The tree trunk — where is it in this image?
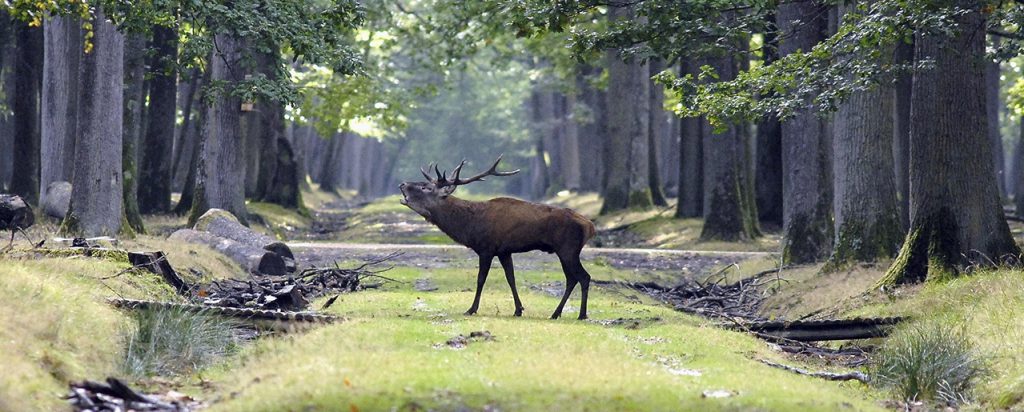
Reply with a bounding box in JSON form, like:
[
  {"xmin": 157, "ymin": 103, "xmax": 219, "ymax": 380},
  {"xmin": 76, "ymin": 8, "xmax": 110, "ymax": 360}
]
[
  {"xmin": 985, "ymin": 46, "xmax": 1005, "ymax": 198},
  {"xmin": 578, "ymin": 67, "xmax": 605, "ymax": 192},
  {"xmin": 825, "ymin": 2, "xmax": 902, "ymax": 270},
  {"xmin": 122, "ymin": 32, "xmax": 146, "ymax": 233},
  {"xmin": 601, "ymin": 5, "xmax": 653, "ymax": 213},
  {"xmin": 676, "ymin": 60, "xmax": 703, "ymax": 218},
  {"xmin": 561, "ymin": 90, "xmax": 582, "ymax": 191},
  {"xmin": 880, "ymin": 4, "xmax": 1019, "ymax": 286},
  {"xmin": 893, "ymin": 40, "xmax": 912, "ymax": 230},
  {"xmin": 777, "ymin": 3, "xmax": 833, "ymax": 264},
  {"xmin": 538, "ymin": 88, "xmax": 560, "ymax": 193},
  {"xmin": 173, "ymin": 68, "xmax": 209, "ymax": 215},
  {"xmin": 318, "ymin": 132, "xmax": 344, "ymax": 192},
  {"xmin": 1014, "ymin": 122, "xmax": 1024, "ymax": 216},
  {"xmin": 171, "ymin": 69, "xmax": 200, "ymax": 192},
  {"xmin": 188, "ymin": 33, "xmax": 247, "ymax": 227},
  {"xmin": 139, "ymin": 24, "xmax": 177, "ymax": 214},
  {"xmin": 40, "ymin": 16, "xmax": 80, "ymax": 205},
  {"xmin": 11, "ymin": 22, "xmax": 42, "ymax": 204},
  {"xmin": 699, "ymin": 50, "xmax": 759, "ymax": 241},
  {"xmin": 0, "ymin": 10, "xmax": 13, "ymax": 191},
  {"xmin": 647, "ymin": 59, "xmax": 669, "ymax": 207},
  {"xmin": 61, "ymin": 8, "xmax": 124, "ymax": 236},
  {"xmin": 755, "ymin": 14, "xmax": 783, "ymax": 227},
  {"xmin": 253, "ymin": 45, "xmax": 286, "ymax": 204}
]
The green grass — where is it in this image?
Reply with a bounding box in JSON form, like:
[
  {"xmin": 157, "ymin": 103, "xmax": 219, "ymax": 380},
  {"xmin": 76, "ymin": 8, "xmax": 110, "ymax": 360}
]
[
  {"xmin": 123, "ymin": 308, "xmax": 240, "ymax": 377},
  {"xmin": 200, "ymin": 265, "xmax": 883, "ymax": 411}
]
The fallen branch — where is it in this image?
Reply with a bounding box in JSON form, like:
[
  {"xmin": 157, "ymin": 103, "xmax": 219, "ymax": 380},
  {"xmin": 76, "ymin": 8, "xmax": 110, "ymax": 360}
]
[{"xmin": 758, "ymin": 359, "xmax": 870, "ymax": 384}]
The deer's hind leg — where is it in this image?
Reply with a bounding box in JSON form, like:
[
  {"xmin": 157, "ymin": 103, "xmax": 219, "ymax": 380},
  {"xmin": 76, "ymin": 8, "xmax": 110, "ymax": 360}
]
[
  {"xmin": 570, "ymin": 254, "xmax": 592, "ymax": 320},
  {"xmin": 498, "ymin": 254, "xmax": 524, "ymax": 316},
  {"xmin": 551, "ymin": 256, "xmax": 579, "ymax": 319}
]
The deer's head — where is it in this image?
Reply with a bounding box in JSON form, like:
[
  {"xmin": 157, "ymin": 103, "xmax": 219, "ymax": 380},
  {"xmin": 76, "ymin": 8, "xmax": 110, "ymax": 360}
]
[{"xmin": 399, "ymin": 155, "xmax": 520, "ymax": 218}]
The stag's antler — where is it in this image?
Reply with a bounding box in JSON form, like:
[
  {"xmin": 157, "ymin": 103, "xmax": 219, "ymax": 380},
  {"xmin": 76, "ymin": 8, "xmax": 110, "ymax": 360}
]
[{"xmin": 436, "ymin": 155, "xmax": 520, "ymax": 188}]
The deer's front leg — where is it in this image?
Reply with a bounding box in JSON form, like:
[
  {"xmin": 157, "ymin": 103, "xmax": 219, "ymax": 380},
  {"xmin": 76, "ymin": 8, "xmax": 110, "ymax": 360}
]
[
  {"xmin": 498, "ymin": 254, "xmax": 524, "ymax": 316},
  {"xmin": 465, "ymin": 254, "xmax": 494, "ymax": 315}
]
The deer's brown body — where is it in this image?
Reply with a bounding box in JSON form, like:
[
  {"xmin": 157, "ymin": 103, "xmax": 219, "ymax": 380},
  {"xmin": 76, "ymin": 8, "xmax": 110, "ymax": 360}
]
[{"xmin": 399, "ymin": 157, "xmax": 596, "ymax": 320}]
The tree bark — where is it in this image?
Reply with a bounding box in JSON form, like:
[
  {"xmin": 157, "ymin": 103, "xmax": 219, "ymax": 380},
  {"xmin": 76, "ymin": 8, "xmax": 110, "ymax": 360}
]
[
  {"xmin": 11, "ymin": 21, "xmax": 42, "ymax": 204},
  {"xmin": 171, "ymin": 68, "xmax": 200, "ymax": 192},
  {"xmin": 893, "ymin": 40, "xmax": 912, "ymax": 229},
  {"xmin": 699, "ymin": 50, "xmax": 759, "ymax": 241},
  {"xmin": 122, "ymin": 32, "xmax": 146, "ymax": 233},
  {"xmin": 755, "ymin": 14, "xmax": 783, "ymax": 227},
  {"xmin": 139, "ymin": 24, "xmax": 177, "ymax": 214},
  {"xmin": 40, "ymin": 16, "xmax": 80, "ymax": 205},
  {"xmin": 578, "ymin": 66, "xmax": 606, "ymax": 192},
  {"xmin": 1015, "ymin": 122, "xmax": 1024, "ymax": 216},
  {"xmin": 560, "ymin": 90, "xmax": 582, "ymax": 191},
  {"xmin": 173, "ymin": 68, "xmax": 209, "ymax": 215},
  {"xmin": 985, "ymin": 44, "xmax": 1005, "ymax": 198},
  {"xmin": 648, "ymin": 59, "xmax": 669, "ymax": 207},
  {"xmin": 880, "ymin": 4, "xmax": 1020, "ymax": 286},
  {"xmin": 824, "ymin": 2, "xmax": 902, "ymax": 270},
  {"xmin": 188, "ymin": 33, "xmax": 248, "ymax": 227},
  {"xmin": 61, "ymin": 8, "xmax": 124, "ymax": 236},
  {"xmin": 318, "ymin": 132, "xmax": 344, "ymax": 192},
  {"xmin": 601, "ymin": 5, "xmax": 653, "ymax": 213},
  {"xmin": 676, "ymin": 60, "xmax": 703, "ymax": 218},
  {"xmin": 777, "ymin": 3, "xmax": 833, "ymax": 264},
  {"xmin": 0, "ymin": 10, "xmax": 13, "ymax": 191},
  {"xmin": 253, "ymin": 44, "xmax": 286, "ymax": 204}
]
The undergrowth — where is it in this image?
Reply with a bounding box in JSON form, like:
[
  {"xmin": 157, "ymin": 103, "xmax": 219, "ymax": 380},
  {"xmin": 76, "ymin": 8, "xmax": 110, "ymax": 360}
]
[
  {"xmin": 872, "ymin": 318, "xmax": 985, "ymax": 407},
  {"xmin": 123, "ymin": 308, "xmax": 240, "ymax": 377}
]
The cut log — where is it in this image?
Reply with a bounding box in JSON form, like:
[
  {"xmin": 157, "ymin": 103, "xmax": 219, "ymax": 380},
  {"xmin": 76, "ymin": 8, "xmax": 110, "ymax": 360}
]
[
  {"xmin": 169, "ymin": 228, "xmax": 287, "ymax": 275},
  {"xmin": 41, "ymin": 181, "xmax": 71, "ymax": 218},
  {"xmin": 194, "ymin": 208, "xmax": 294, "ymax": 260},
  {"xmin": 0, "ymin": 194, "xmax": 34, "ymax": 231}
]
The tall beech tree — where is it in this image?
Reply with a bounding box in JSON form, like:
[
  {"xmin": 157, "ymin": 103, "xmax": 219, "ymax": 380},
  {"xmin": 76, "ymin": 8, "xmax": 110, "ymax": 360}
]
[
  {"xmin": 139, "ymin": 23, "xmax": 178, "ymax": 214},
  {"xmin": 777, "ymin": 2, "xmax": 833, "ymax": 264},
  {"xmin": 11, "ymin": 21, "xmax": 41, "ymax": 204},
  {"xmin": 825, "ymin": 2, "xmax": 902, "ymax": 270},
  {"xmin": 61, "ymin": 7, "xmax": 125, "ymax": 236},
  {"xmin": 121, "ymin": 31, "xmax": 146, "ymax": 233},
  {"xmin": 188, "ymin": 32, "xmax": 248, "ymax": 226},
  {"xmin": 880, "ymin": 2, "xmax": 1019, "ymax": 285},
  {"xmin": 699, "ymin": 49, "xmax": 759, "ymax": 241},
  {"xmin": 40, "ymin": 16, "xmax": 80, "ymax": 203}
]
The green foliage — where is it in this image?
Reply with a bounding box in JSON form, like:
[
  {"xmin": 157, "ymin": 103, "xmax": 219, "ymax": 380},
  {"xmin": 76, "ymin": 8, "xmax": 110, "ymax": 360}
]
[
  {"xmin": 873, "ymin": 318, "xmax": 986, "ymax": 406},
  {"xmin": 123, "ymin": 307, "xmax": 239, "ymax": 377}
]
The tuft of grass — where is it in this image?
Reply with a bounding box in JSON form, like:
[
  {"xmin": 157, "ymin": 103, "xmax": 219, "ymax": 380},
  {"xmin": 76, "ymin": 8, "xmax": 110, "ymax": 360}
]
[
  {"xmin": 123, "ymin": 308, "xmax": 240, "ymax": 377},
  {"xmin": 873, "ymin": 318, "xmax": 985, "ymax": 406}
]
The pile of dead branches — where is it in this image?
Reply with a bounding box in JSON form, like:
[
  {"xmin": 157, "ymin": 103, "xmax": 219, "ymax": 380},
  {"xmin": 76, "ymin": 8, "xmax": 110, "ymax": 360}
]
[
  {"xmin": 197, "ymin": 252, "xmax": 401, "ymax": 311},
  {"xmin": 67, "ymin": 378, "xmax": 199, "ymax": 412},
  {"xmin": 599, "ymin": 268, "xmax": 782, "ymax": 321}
]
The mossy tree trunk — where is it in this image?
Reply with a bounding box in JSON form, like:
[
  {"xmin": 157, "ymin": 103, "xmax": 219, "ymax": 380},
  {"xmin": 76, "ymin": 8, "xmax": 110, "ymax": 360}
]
[
  {"xmin": 699, "ymin": 49, "xmax": 759, "ymax": 242},
  {"xmin": 777, "ymin": 2, "xmax": 833, "ymax": 263},
  {"xmin": 893, "ymin": 41, "xmax": 912, "ymax": 230},
  {"xmin": 880, "ymin": 3, "xmax": 1019, "ymax": 286},
  {"xmin": 62, "ymin": 7, "xmax": 126, "ymax": 236},
  {"xmin": 647, "ymin": 59, "xmax": 669, "ymax": 207},
  {"xmin": 122, "ymin": 32, "xmax": 146, "ymax": 233},
  {"xmin": 824, "ymin": 1, "xmax": 902, "ymax": 271},
  {"xmin": 601, "ymin": 4, "xmax": 653, "ymax": 214},
  {"xmin": 188, "ymin": 33, "xmax": 248, "ymax": 227}
]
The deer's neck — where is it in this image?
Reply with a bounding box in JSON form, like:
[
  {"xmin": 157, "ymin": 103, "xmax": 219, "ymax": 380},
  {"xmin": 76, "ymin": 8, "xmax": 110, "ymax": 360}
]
[{"xmin": 426, "ymin": 197, "xmax": 484, "ymax": 247}]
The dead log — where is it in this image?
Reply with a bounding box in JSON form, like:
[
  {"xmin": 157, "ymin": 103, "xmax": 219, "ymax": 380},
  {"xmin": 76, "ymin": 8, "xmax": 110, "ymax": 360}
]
[
  {"xmin": 193, "ymin": 208, "xmax": 294, "ymax": 260},
  {"xmin": 169, "ymin": 229, "xmax": 287, "ymax": 275},
  {"xmin": 1, "ymin": 194, "xmax": 34, "ymax": 231}
]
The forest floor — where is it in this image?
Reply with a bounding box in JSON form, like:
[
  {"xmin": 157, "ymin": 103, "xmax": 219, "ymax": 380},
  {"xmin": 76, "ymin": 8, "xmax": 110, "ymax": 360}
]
[{"xmin": 1, "ymin": 188, "xmax": 1022, "ymax": 410}]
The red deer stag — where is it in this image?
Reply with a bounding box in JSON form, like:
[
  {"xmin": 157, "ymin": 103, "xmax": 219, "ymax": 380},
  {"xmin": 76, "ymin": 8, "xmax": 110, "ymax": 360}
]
[{"xmin": 399, "ymin": 156, "xmax": 596, "ymax": 320}]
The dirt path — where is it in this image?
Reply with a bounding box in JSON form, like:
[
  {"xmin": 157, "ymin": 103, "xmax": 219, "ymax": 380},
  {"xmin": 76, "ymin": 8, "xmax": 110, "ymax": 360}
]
[{"xmin": 289, "ymin": 241, "xmax": 775, "ymax": 275}]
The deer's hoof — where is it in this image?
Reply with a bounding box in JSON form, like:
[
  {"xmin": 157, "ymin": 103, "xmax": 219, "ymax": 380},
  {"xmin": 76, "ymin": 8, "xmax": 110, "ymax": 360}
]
[
  {"xmin": 514, "ymin": 309, "xmax": 523, "ymax": 317},
  {"xmin": 577, "ymin": 314, "xmax": 588, "ymax": 320},
  {"xmin": 464, "ymin": 309, "xmax": 477, "ymax": 316}
]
